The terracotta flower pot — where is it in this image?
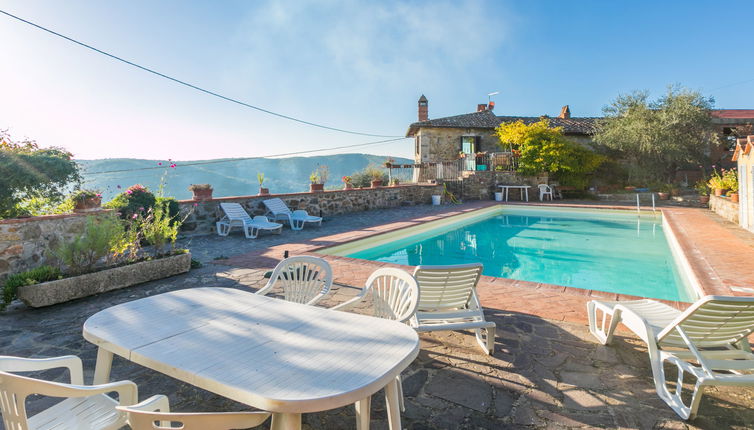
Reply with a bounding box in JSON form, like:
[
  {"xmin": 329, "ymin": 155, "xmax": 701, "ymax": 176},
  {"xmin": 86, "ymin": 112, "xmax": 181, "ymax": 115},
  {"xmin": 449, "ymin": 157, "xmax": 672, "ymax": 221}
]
[
  {"xmin": 258, "ymin": 187, "xmax": 269, "ymax": 196},
  {"xmin": 370, "ymin": 180, "xmax": 383, "ymax": 188},
  {"xmin": 699, "ymin": 195, "xmax": 710, "ymax": 205},
  {"xmin": 343, "ymin": 183, "xmax": 353, "ymax": 190},
  {"xmin": 657, "ymin": 192, "xmax": 670, "ymax": 200},
  {"xmin": 191, "ymin": 189, "xmax": 213, "ymax": 201},
  {"xmin": 624, "ymin": 186, "xmax": 636, "ymax": 191},
  {"xmin": 74, "ymin": 196, "xmax": 102, "ymax": 212},
  {"xmin": 714, "ymin": 188, "xmax": 725, "ymax": 196},
  {"xmin": 310, "ymin": 183, "xmax": 324, "ymax": 192},
  {"xmin": 730, "ymin": 193, "xmax": 739, "ymax": 203}
]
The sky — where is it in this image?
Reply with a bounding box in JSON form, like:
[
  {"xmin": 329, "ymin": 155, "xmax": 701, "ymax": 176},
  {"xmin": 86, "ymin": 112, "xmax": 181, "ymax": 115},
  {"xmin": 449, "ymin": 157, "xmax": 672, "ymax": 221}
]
[{"xmin": 1, "ymin": 0, "xmax": 753, "ymax": 161}]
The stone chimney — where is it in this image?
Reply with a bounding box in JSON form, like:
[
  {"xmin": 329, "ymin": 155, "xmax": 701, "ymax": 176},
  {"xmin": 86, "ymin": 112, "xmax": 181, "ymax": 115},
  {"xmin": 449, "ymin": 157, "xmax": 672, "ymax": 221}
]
[
  {"xmin": 477, "ymin": 104, "xmax": 488, "ymax": 112},
  {"xmin": 557, "ymin": 105, "xmax": 571, "ymax": 119},
  {"xmin": 418, "ymin": 94, "xmax": 428, "ymax": 121},
  {"xmin": 488, "ymin": 101, "xmax": 495, "ymax": 111}
]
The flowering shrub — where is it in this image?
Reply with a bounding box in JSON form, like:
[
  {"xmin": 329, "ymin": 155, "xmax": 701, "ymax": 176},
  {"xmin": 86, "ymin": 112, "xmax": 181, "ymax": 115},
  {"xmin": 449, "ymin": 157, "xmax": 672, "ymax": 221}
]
[
  {"xmin": 104, "ymin": 184, "xmax": 157, "ymax": 219},
  {"xmin": 707, "ymin": 169, "xmax": 726, "ymax": 190},
  {"xmin": 342, "ymin": 176, "xmax": 352, "ymax": 184}
]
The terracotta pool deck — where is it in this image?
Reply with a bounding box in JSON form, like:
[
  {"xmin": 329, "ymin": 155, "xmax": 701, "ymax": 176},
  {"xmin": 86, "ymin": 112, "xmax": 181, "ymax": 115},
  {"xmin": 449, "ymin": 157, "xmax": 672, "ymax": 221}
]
[{"xmin": 222, "ymin": 200, "xmax": 753, "ymax": 325}]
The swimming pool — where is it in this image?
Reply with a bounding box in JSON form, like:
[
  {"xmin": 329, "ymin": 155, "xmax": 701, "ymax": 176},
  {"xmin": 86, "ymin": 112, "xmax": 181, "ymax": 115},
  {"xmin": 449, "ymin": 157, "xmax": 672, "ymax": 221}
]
[{"xmin": 319, "ymin": 206, "xmax": 697, "ymax": 302}]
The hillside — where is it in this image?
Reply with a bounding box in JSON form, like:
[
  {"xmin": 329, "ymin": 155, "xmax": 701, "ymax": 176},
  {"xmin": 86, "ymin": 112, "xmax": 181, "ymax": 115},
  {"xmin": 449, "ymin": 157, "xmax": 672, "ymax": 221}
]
[{"xmin": 77, "ymin": 154, "xmax": 413, "ymax": 201}]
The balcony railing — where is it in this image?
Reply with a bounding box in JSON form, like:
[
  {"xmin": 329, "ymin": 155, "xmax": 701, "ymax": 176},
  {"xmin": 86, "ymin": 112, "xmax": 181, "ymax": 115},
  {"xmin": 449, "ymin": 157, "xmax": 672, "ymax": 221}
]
[{"xmin": 388, "ymin": 152, "xmax": 517, "ymax": 184}]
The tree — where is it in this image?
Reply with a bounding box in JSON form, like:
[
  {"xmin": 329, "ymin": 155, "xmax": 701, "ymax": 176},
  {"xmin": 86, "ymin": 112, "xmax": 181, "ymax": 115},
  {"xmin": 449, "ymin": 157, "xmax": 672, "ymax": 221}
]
[
  {"xmin": 495, "ymin": 119, "xmax": 603, "ymax": 188},
  {"xmin": 594, "ymin": 86, "xmax": 717, "ymax": 183},
  {"xmin": 0, "ymin": 131, "xmax": 80, "ymax": 218}
]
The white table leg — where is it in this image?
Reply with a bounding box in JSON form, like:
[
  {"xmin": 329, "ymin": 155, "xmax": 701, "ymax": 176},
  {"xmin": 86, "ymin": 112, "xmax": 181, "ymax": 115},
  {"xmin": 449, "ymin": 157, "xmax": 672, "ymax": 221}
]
[
  {"xmin": 271, "ymin": 412, "xmax": 301, "ymax": 430},
  {"xmin": 93, "ymin": 348, "xmax": 113, "ymax": 384},
  {"xmin": 355, "ymin": 396, "xmax": 371, "ymax": 430},
  {"xmin": 384, "ymin": 379, "xmax": 402, "ymax": 430},
  {"xmin": 504, "ymin": 188, "xmax": 509, "ymax": 201},
  {"xmin": 525, "ymin": 188, "xmax": 529, "ymax": 202}
]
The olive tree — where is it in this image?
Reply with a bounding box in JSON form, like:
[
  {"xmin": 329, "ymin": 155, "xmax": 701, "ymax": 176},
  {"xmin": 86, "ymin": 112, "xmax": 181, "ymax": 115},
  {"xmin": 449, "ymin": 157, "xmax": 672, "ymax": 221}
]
[
  {"xmin": 594, "ymin": 86, "xmax": 717, "ymax": 183},
  {"xmin": 0, "ymin": 131, "xmax": 80, "ymax": 218}
]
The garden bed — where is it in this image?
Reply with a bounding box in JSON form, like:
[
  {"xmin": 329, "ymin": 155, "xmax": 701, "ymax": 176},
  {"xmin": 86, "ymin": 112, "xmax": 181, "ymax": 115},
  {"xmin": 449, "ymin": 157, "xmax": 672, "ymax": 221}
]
[{"xmin": 17, "ymin": 252, "xmax": 191, "ymax": 307}]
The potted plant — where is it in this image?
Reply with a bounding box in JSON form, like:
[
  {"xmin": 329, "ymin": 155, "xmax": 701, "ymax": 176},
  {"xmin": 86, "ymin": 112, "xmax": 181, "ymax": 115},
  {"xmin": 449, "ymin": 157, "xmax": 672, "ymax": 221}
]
[
  {"xmin": 384, "ymin": 157, "xmax": 395, "ymax": 168},
  {"xmin": 708, "ymin": 170, "xmax": 726, "ymax": 196},
  {"xmin": 188, "ymin": 184, "xmax": 213, "ymax": 201},
  {"xmin": 695, "ymin": 179, "xmax": 711, "ymax": 205},
  {"xmin": 724, "ymin": 169, "xmax": 739, "ymax": 202},
  {"xmin": 390, "ymin": 178, "xmax": 400, "ymax": 187},
  {"xmin": 309, "ymin": 165, "xmax": 329, "ymax": 192},
  {"xmin": 71, "ymin": 189, "xmax": 102, "ymax": 212},
  {"xmin": 257, "ymin": 173, "xmax": 269, "ymax": 195},
  {"xmin": 369, "ymin": 167, "xmax": 384, "ymax": 188},
  {"xmin": 342, "ymin": 176, "xmax": 353, "ymax": 190},
  {"xmin": 656, "ymin": 184, "xmax": 671, "ymax": 200}
]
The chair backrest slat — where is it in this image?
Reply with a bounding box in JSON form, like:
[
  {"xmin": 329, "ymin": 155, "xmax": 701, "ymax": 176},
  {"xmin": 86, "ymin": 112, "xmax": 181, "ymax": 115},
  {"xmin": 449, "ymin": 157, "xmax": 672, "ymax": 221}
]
[
  {"xmin": 413, "ymin": 263, "xmax": 483, "ymax": 311},
  {"xmin": 220, "ymin": 203, "xmax": 252, "ymax": 222},
  {"xmin": 658, "ymin": 296, "xmax": 754, "ymax": 346},
  {"xmin": 263, "ymin": 198, "xmax": 292, "ymax": 216},
  {"xmin": 271, "ymin": 257, "xmax": 332, "ymax": 305},
  {"xmin": 365, "ymin": 268, "xmax": 419, "ymax": 323}
]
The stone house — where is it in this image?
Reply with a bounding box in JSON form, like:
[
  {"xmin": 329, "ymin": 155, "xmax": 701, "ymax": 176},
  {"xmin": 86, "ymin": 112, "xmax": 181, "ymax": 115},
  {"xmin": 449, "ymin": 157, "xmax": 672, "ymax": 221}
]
[{"xmin": 405, "ymin": 95, "xmax": 599, "ymax": 165}]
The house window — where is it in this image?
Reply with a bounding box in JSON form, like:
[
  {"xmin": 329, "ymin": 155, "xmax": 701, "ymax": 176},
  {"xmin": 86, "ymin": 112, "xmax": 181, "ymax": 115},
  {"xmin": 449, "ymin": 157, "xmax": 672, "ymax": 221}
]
[
  {"xmin": 415, "ymin": 137, "xmax": 420, "ymax": 156},
  {"xmin": 461, "ymin": 136, "xmax": 478, "ymax": 155}
]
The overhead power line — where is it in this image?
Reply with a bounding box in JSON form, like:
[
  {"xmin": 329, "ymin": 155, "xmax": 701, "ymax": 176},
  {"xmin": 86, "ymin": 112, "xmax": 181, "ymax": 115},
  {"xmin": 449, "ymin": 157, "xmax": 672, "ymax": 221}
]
[
  {"xmin": 82, "ymin": 137, "xmax": 409, "ymax": 175},
  {"xmin": 0, "ymin": 9, "xmax": 402, "ymax": 138}
]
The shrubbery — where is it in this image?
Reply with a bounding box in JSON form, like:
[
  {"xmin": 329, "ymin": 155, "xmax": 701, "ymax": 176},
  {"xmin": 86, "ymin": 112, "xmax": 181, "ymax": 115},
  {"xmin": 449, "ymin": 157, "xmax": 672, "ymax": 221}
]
[
  {"xmin": 0, "ymin": 131, "xmax": 80, "ymax": 219},
  {"xmin": 2, "ymin": 265, "xmax": 62, "ymax": 309},
  {"xmin": 349, "ymin": 165, "xmax": 388, "ymax": 188}
]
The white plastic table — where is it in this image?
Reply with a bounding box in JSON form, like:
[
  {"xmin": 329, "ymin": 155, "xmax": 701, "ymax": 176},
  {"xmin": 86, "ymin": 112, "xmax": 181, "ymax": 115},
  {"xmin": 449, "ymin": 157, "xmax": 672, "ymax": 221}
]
[
  {"xmin": 83, "ymin": 287, "xmax": 419, "ymax": 430},
  {"xmin": 498, "ymin": 185, "xmax": 531, "ymax": 202}
]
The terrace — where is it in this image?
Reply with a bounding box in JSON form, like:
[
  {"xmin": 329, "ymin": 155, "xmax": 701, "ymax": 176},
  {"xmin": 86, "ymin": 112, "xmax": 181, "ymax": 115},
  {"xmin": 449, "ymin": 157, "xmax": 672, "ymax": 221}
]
[{"xmin": 2, "ymin": 201, "xmax": 753, "ymax": 429}]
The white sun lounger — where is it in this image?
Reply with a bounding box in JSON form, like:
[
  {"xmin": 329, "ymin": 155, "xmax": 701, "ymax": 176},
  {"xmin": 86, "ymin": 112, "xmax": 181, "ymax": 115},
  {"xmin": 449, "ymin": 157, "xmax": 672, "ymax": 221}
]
[
  {"xmin": 587, "ymin": 296, "xmax": 754, "ymax": 419},
  {"xmin": 410, "ymin": 263, "xmax": 496, "ymax": 354},
  {"xmin": 263, "ymin": 198, "xmax": 322, "ymax": 231},
  {"xmin": 216, "ymin": 202, "xmax": 282, "ymax": 238}
]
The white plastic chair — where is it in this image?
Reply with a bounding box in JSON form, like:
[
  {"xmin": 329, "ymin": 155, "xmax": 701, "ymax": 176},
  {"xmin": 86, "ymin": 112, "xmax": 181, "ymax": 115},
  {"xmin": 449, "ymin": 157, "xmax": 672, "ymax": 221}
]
[
  {"xmin": 263, "ymin": 198, "xmax": 323, "ymax": 230},
  {"xmin": 255, "ymin": 256, "xmax": 333, "ymax": 305},
  {"xmin": 332, "ymin": 268, "xmax": 420, "ymax": 322},
  {"xmin": 538, "ymin": 184, "xmax": 553, "ymax": 201},
  {"xmin": 216, "ymin": 202, "xmax": 283, "ymax": 238},
  {"xmin": 587, "ymin": 296, "xmax": 754, "ymax": 419},
  {"xmin": 117, "ymin": 394, "xmax": 270, "ymax": 430},
  {"xmin": 332, "ymin": 268, "xmax": 420, "ymax": 425},
  {"xmin": 0, "ymin": 355, "xmax": 138, "ymax": 430},
  {"xmin": 411, "ymin": 263, "xmax": 496, "ymax": 355}
]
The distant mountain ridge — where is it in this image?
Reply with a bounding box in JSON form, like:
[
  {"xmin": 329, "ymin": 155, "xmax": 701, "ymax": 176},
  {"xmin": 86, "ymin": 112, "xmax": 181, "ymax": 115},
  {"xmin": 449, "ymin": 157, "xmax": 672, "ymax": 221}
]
[{"xmin": 77, "ymin": 153, "xmax": 412, "ymax": 201}]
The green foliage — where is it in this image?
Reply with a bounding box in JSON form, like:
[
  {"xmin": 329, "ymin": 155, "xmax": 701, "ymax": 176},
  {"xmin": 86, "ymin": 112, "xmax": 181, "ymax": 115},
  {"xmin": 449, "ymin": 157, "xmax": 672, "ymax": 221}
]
[
  {"xmin": 2, "ymin": 265, "xmax": 62, "ymax": 309},
  {"xmin": 0, "ymin": 131, "xmax": 81, "ymax": 219},
  {"xmin": 139, "ymin": 202, "xmax": 180, "ymax": 255},
  {"xmin": 70, "ymin": 189, "xmax": 101, "ymax": 202},
  {"xmin": 495, "ymin": 119, "xmax": 604, "ymax": 189},
  {"xmin": 594, "ymin": 85, "xmax": 717, "ymax": 183},
  {"xmin": 708, "ymin": 169, "xmax": 726, "ymax": 190},
  {"xmin": 155, "ymin": 196, "xmax": 180, "ymax": 224},
  {"xmin": 257, "ymin": 172, "xmax": 265, "ymax": 186},
  {"xmin": 350, "ymin": 165, "xmax": 388, "ymax": 187},
  {"xmin": 694, "ymin": 179, "xmax": 710, "ymax": 196},
  {"xmin": 723, "ymin": 168, "xmax": 738, "ymax": 193},
  {"xmin": 104, "ymin": 184, "xmax": 156, "ymax": 219},
  {"xmin": 50, "ymin": 215, "xmax": 126, "ymax": 275}
]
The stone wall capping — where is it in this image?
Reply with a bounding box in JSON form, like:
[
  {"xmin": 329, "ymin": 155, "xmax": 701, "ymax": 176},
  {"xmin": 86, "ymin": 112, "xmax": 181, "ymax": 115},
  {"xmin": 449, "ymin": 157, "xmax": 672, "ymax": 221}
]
[{"xmin": 0, "ymin": 209, "xmax": 113, "ymax": 225}]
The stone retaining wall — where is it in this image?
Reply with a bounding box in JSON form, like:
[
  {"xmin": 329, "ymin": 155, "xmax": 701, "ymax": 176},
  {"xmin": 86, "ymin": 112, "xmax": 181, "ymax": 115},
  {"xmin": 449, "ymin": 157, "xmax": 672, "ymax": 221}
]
[
  {"xmin": 710, "ymin": 194, "xmax": 739, "ymax": 224},
  {"xmin": 0, "ymin": 210, "xmax": 111, "ymax": 282},
  {"xmin": 178, "ymin": 184, "xmax": 444, "ymax": 235}
]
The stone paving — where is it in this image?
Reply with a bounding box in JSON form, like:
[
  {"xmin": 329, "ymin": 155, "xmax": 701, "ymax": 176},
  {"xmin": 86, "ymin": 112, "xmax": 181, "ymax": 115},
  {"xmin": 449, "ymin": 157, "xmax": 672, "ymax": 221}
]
[{"xmin": 1, "ymin": 203, "xmax": 753, "ymax": 429}]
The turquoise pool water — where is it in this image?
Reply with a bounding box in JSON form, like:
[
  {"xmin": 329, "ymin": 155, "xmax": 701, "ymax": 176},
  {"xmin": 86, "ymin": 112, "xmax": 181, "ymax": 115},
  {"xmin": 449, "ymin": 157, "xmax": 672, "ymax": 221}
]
[{"xmin": 345, "ymin": 207, "xmax": 695, "ymax": 302}]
